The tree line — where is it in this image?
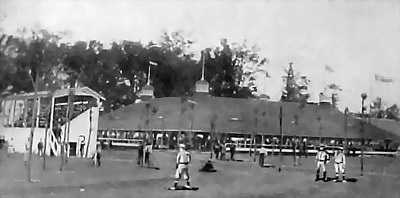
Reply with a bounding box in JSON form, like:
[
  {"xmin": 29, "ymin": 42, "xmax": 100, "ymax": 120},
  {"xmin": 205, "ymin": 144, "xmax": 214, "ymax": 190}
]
[{"xmin": 0, "ymin": 29, "xmax": 270, "ymax": 113}]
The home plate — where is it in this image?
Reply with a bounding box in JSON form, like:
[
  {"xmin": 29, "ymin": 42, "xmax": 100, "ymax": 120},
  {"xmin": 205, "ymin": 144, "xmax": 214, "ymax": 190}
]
[{"xmin": 166, "ymin": 186, "xmax": 199, "ymax": 191}]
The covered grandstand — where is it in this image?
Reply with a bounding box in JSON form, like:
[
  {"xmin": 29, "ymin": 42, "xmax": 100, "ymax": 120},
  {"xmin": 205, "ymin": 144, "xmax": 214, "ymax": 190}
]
[{"xmin": 98, "ymin": 95, "xmax": 400, "ymax": 151}]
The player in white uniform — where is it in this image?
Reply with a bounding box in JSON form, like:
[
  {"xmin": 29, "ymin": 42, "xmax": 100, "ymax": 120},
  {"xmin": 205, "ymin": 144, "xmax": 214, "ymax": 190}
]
[
  {"xmin": 172, "ymin": 144, "xmax": 191, "ymax": 189},
  {"xmin": 7, "ymin": 138, "xmax": 15, "ymax": 157},
  {"xmin": 333, "ymin": 148, "xmax": 346, "ymax": 182},
  {"xmin": 315, "ymin": 146, "xmax": 330, "ymax": 182}
]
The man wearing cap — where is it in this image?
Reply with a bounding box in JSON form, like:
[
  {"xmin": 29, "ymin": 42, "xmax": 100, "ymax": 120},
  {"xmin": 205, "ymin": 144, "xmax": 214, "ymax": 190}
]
[
  {"xmin": 333, "ymin": 148, "xmax": 346, "ymax": 182},
  {"xmin": 315, "ymin": 146, "xmax": 330, "ymax": 182},
  {"xmin": 172, "ymin": 144, "xmax": 191, "ymax": 189}
]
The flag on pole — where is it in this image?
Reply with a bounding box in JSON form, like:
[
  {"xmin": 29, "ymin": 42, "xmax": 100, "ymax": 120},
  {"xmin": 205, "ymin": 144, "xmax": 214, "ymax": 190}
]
[
  {"xmin": 149, "ymin": 61, "xmax": 158, "ymax": 66},
  {"xmin": 374, "ymin": 74, "xmax": 394, "ymax": 83},
  {"xmin": 325, "ymin": 65, "xmax": 334, "ymax": 72}
]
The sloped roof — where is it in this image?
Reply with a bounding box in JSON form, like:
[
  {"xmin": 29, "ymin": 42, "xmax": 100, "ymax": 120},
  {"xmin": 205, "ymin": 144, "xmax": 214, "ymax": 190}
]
[
  {"xmin": 98, "ymin": 96, "xmax": 400, "ymax": 141},
  {"xmin": 369, "ymin": 118, "xmax": 400, "ymax": 138},
  {"xmin": 4, "ymin": 87, "xmax": 105, "ymax": 101}
]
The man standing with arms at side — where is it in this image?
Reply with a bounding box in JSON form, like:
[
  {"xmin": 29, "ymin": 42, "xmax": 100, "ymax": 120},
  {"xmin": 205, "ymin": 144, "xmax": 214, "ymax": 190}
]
[
  {"xmin": 7, "ymin": 138, "xmax": 14, "ymax": 157},
  {"xmin": 315, "ymin": 146, "xmax": 330, "ymax": 182},
  {"xmin": 333, "ymin": 148, "xmax": 346, "ymax": 182},
  {"xmin": 24, "ymin": 137, "xmax": 31, "ymax": 167},
  {"xmin": 37, "ymin": 139, "xmax": 44, "ymax": 157}
]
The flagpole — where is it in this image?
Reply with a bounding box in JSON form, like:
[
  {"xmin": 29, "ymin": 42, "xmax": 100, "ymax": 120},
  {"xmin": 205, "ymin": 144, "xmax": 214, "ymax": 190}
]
[
  {"xmin": 147, "ymin": 62, "xmax": 151, "ymax": 85},
  {"xmin": 201, "ymin": 50, "xmax": 205, "ymax": 80}
]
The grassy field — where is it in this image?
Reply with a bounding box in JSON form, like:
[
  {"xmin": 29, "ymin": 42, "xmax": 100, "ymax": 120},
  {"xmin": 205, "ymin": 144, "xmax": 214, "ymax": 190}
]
[{"xmin": 1, "ymin": 149, "xmax": 400, "ymax": 198}]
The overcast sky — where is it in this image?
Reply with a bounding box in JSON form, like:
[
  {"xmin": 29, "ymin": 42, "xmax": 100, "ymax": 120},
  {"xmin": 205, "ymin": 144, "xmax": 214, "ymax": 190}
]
[{"xmin": 0, "ymin": 0, "xmax": 399, "ymax": 112}]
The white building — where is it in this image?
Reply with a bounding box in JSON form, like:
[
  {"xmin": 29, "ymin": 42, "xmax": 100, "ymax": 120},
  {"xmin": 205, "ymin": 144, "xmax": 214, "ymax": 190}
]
[{"xmin": 0, "ymin": 87, "xmax": 105, "ymax": 158}]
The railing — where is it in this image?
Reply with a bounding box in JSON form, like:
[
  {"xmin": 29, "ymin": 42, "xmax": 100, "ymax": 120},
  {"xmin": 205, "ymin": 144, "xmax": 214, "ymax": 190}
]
[
  {"xmin": 98, "ymin": 137, "xmax": 143, "ymax": 148},
  {"xmin": 48, "ymin": 129, "xmax": 60, "ymax": 156}
]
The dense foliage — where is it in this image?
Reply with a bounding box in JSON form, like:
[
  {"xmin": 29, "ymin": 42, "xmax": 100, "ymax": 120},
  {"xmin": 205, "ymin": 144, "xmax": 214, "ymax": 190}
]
[{"xmin": 0, "ymin": 29, "xmax": 269, "ymax": 113}]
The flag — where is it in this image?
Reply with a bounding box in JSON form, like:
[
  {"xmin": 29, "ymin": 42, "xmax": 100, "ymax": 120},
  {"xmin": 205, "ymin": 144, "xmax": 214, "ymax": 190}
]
[
  {"xmin": 374, "ymin": 74, "xmax": 394, "ymax": 83},
  {"xmin": 149, "ymin": 61, "xmax": 158, "ymax": 66},
  {"xmin": 325, "ymin": 65, "xmax": 334, "ymax": 72}
]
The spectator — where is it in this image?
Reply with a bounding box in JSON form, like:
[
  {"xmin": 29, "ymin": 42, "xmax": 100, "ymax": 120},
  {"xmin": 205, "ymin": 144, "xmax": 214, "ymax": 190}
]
[
  {"xmin": 37, "ymin": 139, "xmax": 44, "ymax": 157},
  {"xmin": 213, "ymin": 142, "xmax": 220, "ymax": 160},
  {"xmin": 220, "ymin": 142, "xmax": 226, "ymax": 160},
  {"xmin": 7, "ymin": 138, "xmax": 15, "ymax": 157},
  {"xmin": 144, "ymin": 142, "xmax": 153, "ymax": 167},
  {"xmin": 259, "ymin": 146, "xmax": 268, "ymax": 167},
  {"xmin": 80, "ymin": 136, "xmax": 86, "ymax": 158},
  {"xmin": 230, "ymin": 143, "xmax": 236, "ymax": 161}
]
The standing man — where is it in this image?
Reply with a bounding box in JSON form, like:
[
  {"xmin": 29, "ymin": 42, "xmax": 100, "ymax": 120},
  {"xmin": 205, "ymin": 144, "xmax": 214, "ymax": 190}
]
[
  {"xmin": 24, "ymin": 137, "xmax": 31, "ymax": 167},
  {"xmin": 144, "ymin": 142, "xmax": 153, "ymax": 167},
  {"xmin": 7, "ymin": 138, "xmax": 14, "ymax": 157},
  {"xmin": 79, "ymin": 136, "xmax": 86, "ymax": 158},
  {"xmin": 259, "ymin": 146, "xmax": 268, "ymax": 167},
  {"xmin": 92, "ymin": 143, "xmax": 102, "ymax": 167},
  {"xmin": 172, "ymin": 144, "xmax": 191, "ymax": 189},
  {"xmin": 213, "ymin": 141, "xmax": 220, "ymax": 160},
  {"xmin": 333, "ymin": 148, "xmax": 346, "ymax": 182},
  {"xmin": 302, "ymin": 138, "xmax": 308, "ymax": 158},
  {"xmin": 137, "ymin": 141, "xmax": 144, "ymax": 166},
  {"xmin": 220, "ymin": 142, "xmax": 226, "ymax": 160},
  {"xmin": 37, "ymin": 139, "xmax": 44, "ymax": 157},
  {"xmin": 229, "ymin": 143, "xmax": 236, "ymax": 161},
  {"xmin": 315, "ymin": 146, "xmax": 330, "ymax": 182}
]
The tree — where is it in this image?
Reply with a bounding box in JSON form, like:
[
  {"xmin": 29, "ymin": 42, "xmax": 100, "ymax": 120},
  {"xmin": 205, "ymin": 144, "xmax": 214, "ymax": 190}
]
[
  {"xmin": 7, "ymin": 29, "xmax": 62, "ymax": 182},
  {"xmin": 370, "ymin": 97, "xmax": 383, "ymax": 118},
  {"xmin": 204, "ymin": 39, "xmax": 269, "ymax": 98},
  {"xmin": 386, "ymin": 104, "xmax": 399, "ymax": 121},
  {"xmin": 281, "ymin": 62, "xmax": 311, "ymax": 103}
]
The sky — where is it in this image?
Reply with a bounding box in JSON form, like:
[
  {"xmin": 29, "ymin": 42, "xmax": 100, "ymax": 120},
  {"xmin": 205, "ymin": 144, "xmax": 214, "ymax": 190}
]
[{"xmin": 0, "ymin": 0, "xmax": 399, "ymax": 112}]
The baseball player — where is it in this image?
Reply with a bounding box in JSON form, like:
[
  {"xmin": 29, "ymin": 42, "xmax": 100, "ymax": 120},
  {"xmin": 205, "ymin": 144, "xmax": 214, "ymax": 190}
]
[
  {"xmin": 7, "ymin": 138, "xmax": 15, "ymax": 157},
  {"xmin": 315, "ymin": 146, "xmax": 330, "ymax": 182},
  {"xmin": 333, "ymin": 148, "xmax": 346, "ymax": 182},
  {"xmin": 172, "ymin": 144, "xmax": 191, "ymax": 189}
]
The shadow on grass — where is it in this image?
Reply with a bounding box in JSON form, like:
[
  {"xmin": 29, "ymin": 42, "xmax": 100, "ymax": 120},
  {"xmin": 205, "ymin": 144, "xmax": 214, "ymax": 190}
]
[{"xmin": 0, "ymin": 177, "xmax": 172, "ymax": 196}]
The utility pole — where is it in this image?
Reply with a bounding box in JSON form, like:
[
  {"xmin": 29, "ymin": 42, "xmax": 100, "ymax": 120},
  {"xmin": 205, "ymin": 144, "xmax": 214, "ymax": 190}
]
[
  {"xmin": 360, "ymin": 93, "xmax": 367, "ymax": 176},
  {"xmin": 278, "ymin": 106, "xmax": 283, "ymax": 172},
  {"xmin": 344, "ymin": 107, "xmax": 349, "ymax": 152}
]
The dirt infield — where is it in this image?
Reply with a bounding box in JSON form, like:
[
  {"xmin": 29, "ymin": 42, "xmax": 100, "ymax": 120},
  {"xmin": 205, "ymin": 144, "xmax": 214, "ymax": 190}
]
[{"xmin": 1, "ymin": 150, "xmax": 399, "ymax": 198}]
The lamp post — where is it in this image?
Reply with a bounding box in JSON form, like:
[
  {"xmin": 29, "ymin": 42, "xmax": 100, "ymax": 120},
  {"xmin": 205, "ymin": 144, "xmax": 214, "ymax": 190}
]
[{"xmin": 360, "ymin": 93, "xmax": 367, "ymax": 176}]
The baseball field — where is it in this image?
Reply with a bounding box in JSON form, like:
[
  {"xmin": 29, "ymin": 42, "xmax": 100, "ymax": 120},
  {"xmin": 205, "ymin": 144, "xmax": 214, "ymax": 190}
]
[{"xmin": 1, "ymin": 149, "xmax": 399, "ymax": 198}]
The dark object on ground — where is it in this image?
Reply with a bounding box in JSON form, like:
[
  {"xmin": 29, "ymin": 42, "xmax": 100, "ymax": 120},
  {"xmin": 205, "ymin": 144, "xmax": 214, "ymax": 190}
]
[
  {"xmin": 199, "ymin": 160, "xmax": 217, "ymax": 172},
  {"xmin": 167, "ymin": 186, "xmax": 200, "ymax": 191}
]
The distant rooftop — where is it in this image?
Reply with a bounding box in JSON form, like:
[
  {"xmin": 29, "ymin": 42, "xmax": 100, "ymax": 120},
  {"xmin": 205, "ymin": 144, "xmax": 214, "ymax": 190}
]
[{"xmin": 98, "ymin": 96, "xmax": 400, "ymax": 141}]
